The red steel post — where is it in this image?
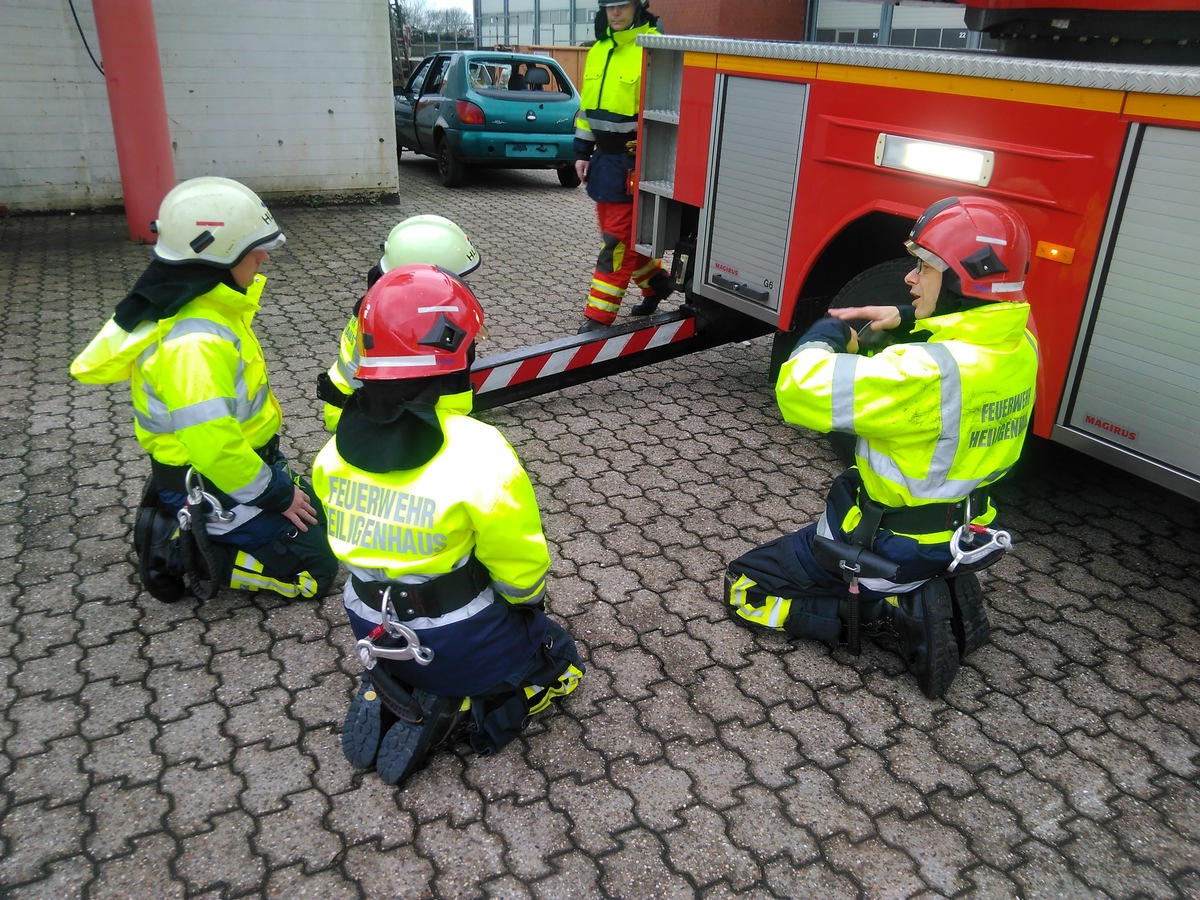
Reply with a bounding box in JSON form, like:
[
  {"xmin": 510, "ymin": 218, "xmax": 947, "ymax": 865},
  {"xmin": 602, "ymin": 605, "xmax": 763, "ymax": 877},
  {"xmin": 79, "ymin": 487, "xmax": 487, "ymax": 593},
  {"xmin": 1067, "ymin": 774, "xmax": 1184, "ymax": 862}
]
[{"xmin": 92, "ymin": 0, "xmax": 175, "ymax": 243}]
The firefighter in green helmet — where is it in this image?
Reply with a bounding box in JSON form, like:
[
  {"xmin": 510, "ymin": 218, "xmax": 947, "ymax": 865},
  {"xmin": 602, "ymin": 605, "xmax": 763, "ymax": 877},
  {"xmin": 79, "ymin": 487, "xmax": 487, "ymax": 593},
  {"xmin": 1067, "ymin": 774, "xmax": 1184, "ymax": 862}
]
[{"xmin": 317, "ymin": 214, "xmax": 482, "ymax": 430}]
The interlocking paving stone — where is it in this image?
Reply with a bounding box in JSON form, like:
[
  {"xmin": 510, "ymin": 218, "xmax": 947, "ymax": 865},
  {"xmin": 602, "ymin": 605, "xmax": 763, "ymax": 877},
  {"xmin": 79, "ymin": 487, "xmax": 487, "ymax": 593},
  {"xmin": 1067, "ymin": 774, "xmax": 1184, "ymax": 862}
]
[{"xmin": 2, "ymin": 158, "xmax": 1199, "ymax": 897}]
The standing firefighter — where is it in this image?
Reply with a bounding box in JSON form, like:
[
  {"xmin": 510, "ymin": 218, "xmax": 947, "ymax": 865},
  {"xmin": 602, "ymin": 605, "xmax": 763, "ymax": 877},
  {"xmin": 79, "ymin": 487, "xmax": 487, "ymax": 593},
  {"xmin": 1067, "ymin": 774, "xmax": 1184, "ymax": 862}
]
[
  {"xmin": 70, "ymin": 176, "xmax": 338, "ymax": 603},
  {"xmin": 724, "ymin": 196, "xmax": 1039, "ymax": 698},
  {"xmin": 575, "ymin": 0, "xmax": 675, "ymax": 333},
  {"xmin": 316, "ymin": 213, "xmax": 481, "ymax": 431},
  {"xmin": 312, "ymin": 265, "xmax": 584, "ymax": 785}
]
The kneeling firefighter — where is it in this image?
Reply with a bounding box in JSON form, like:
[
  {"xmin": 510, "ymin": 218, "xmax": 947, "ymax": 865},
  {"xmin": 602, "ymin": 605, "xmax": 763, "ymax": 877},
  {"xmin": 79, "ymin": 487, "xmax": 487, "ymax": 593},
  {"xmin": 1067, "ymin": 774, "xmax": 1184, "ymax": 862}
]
[
  {"xmin": 723, "ymin": 196, "xmax": 1039, "ymax": 699},
  {"xmin": 317, "ymin": 213, "xmax": 482, "ymax": 432},
  {"xmin": 70, "ymin": 176, "xmax": 339, "ymax": 603},
  {"xmin": 311, "ymin": 264, "xmax": 584, "ymax": 785}
]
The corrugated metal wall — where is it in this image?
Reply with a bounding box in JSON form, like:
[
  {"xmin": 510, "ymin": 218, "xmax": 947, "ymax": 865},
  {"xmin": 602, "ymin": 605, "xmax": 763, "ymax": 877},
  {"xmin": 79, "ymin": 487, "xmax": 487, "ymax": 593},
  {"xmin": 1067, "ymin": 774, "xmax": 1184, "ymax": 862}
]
[{"xmin": 0, "ymin": 0, "xmax": 395, "ymax": 211}]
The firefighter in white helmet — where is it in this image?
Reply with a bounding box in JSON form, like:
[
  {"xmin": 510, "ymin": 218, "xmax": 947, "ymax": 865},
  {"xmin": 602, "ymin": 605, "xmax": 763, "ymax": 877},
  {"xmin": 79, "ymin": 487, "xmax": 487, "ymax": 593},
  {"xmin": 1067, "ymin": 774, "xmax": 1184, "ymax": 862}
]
[
  {"xmin": 71, "ymin": 176, "xmax": 339, "ymax": 603},
  {"xmin": 317, "ymin": 214, "xmax": 482, "ymax": 431},
  {"xmin": 723, "ymin": 196, "xmax": 1039, "ymax": 699},
  {"xmin": 311, "ymin": 264, "xmax": 584, "ymax": 785}
]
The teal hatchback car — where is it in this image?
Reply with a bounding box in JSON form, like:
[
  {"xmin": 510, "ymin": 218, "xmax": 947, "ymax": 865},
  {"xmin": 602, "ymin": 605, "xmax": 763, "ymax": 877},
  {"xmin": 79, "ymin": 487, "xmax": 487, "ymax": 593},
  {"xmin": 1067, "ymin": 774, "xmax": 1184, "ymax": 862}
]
[{"xmin": 395, "ymin": 51, "xmax": 582, "ymax": 188}]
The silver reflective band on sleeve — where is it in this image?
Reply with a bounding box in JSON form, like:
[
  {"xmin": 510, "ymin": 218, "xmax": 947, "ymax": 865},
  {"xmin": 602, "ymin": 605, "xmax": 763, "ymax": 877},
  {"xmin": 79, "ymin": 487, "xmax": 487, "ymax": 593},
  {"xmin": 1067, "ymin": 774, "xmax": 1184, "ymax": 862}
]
[
  {"xmin": 830, "ymin": 353, "xmax": 859, "ymax": 433},
  {"xmin": 227, "ymin": 460, "xmax": 272, "ymax": 504},
  {"xmin": 166, "ymin": 396, "xmax": 238, "ymax": 430},
  {"xmin": 493, "ymin": 577, "xmax": 546, "ymax": 604},
  {"xmin": 137, "ymin": 317, "xmax": 267, "ymax": 431}
]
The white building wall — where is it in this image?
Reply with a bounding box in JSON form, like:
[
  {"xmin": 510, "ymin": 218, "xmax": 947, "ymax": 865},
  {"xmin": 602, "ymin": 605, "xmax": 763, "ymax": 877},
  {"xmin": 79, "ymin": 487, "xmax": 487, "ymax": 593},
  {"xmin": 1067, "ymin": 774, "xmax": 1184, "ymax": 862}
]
[
  {"xmin": 816, "ymin": 0, "xmax": 968, "ymax": 31},
  {"xmin": 893, "ymin": 5, "xmax": 969, "ymax": 28},
  {"xmin": 0, "ymin": 0, "xmax": 396, "ymax": 212},
  {"xmin": 478, "ymin": 0, "xmax": 595, "ymax": 47}
]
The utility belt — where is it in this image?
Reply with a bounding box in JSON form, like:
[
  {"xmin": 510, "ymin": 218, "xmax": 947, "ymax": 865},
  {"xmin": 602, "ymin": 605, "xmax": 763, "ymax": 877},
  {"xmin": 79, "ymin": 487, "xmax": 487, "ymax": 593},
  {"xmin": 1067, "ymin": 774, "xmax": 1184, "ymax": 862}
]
[
  {"xmin": 593, "ymin": 131, "xmax": 636, "ymax": 154},
  {"xmin": 352, "ymin": 554, "xmax": 491, "ymax": 622},
  {"xmin": 852, "ymin": 487, "xmax": 990, "ymax": 547},
  {"xmin": 150, "ymin": 434, "xmax": 281, "ymax": 495}
]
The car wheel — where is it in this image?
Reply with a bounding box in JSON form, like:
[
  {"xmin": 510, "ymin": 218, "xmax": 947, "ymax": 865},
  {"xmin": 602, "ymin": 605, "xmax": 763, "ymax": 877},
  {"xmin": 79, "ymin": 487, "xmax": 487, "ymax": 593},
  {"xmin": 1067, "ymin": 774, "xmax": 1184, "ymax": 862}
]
[
  {"xmin": 436, "ymin": 136, "xmax": 464, "ymax": 187},
  {"xmin": 557, "ymin": 165, "xmax": 581, "ymax": 188}
]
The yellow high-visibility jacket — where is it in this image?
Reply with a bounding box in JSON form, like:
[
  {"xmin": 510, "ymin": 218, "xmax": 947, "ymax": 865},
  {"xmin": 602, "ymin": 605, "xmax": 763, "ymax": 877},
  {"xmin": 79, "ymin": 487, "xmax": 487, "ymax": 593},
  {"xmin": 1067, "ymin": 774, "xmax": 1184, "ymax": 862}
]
[
  {"xmin": 779, "ymin": 302, "xmax": 1039, "ymax": 543},
  {"xmin": 575, "ymin": 20, "xmax": 658, "ymax": 143},
  {"xmin": 71, "ymin": 276, "xmax": 284, "ymax": 509},
  {"xmin": 312, "ymin": 390, "xmax": 550, "ymax": 620}
]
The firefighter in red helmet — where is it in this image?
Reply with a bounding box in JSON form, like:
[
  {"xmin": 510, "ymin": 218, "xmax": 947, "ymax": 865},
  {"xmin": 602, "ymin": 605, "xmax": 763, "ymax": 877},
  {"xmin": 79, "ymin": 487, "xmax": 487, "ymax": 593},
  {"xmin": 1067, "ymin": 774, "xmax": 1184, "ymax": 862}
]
[
  {"xmin": 311, "ymin": 264, "xmax": 584, "ymax": 785},
  {"xmin": 723, "ymin": 196, "xmax": 1039, "ymax": 699}
]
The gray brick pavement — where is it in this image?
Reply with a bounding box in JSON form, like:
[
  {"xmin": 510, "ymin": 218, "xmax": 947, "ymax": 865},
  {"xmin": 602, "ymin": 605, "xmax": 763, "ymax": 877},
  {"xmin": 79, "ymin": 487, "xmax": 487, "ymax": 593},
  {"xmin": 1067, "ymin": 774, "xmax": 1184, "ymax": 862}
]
[{"xmin": 2, "ymin": 156, "xmax": 1199, "ymax": 898}]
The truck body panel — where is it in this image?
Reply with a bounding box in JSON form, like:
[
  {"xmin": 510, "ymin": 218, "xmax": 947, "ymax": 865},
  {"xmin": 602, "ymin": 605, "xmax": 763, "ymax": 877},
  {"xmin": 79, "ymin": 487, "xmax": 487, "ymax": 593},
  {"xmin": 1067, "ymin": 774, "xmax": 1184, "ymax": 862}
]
[{"xmin": 634, "ymin": 33, "xmax": 1200, "ymax": 499}]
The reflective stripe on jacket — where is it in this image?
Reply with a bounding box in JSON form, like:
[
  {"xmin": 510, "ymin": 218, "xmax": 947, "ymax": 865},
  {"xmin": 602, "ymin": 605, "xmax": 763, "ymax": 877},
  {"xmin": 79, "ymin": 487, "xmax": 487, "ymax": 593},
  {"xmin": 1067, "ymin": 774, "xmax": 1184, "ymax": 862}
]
[
  {"xmin": 71, "ymin": 276, "xmax": 284, "ymax": 504},
  {"xmin": 311, "ymin": 391, "xmax": 551, "ymax": 617},
  {"xmin": 323, "ymin": 312, "xmax": 361, "ymax": 431},
  {"xmin": 778, "ymin": 302, "xmax": 1039, "ymax": 544}
]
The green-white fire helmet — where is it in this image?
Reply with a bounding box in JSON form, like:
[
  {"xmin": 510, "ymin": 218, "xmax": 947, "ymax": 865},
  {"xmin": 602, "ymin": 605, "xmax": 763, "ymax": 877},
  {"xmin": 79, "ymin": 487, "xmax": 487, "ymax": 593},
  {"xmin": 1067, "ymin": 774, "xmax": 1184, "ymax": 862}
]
[
  {"xmin": 379, "ymin": 214, "xmax": 481, "ymax": 277},
  {"xmin": 152, "ymin": 176, "xmax": 284, "ymax": 268}
]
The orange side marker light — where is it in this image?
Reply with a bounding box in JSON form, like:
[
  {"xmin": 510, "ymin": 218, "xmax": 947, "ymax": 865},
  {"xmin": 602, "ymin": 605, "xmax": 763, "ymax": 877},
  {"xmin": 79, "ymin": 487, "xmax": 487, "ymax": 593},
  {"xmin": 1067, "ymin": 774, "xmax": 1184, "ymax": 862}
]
[{"xmin": 1035, "ymin": 241, "xmax": 1075, "ymax": 265}]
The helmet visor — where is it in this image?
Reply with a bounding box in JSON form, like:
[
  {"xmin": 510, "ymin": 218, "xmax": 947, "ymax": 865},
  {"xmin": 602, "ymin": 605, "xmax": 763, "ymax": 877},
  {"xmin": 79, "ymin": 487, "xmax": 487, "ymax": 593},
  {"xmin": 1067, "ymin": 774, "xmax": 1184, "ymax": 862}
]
[{"xmin": 904, "ymin": 240, "xmax": 948, "ymax": 272}]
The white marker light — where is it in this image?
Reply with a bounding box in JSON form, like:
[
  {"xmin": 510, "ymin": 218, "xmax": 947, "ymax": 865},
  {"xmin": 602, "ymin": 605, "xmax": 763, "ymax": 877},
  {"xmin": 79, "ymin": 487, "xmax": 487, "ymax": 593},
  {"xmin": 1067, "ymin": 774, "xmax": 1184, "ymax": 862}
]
[{"xmin": 875, "ymin": 133, "xmax": 994, "ymax": 187}]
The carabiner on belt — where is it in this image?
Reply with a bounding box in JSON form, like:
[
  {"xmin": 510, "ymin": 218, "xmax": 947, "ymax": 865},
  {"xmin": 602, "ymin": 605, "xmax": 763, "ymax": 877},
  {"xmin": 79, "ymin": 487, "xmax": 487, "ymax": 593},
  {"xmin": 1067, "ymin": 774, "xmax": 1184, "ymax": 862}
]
[
  {"xmin": 177, "ymin": 467, "xmax": 236, "ymax": 529},
  {"xmin": 354, "ymin": 585, "xmax": 435, "ymax": 669}
]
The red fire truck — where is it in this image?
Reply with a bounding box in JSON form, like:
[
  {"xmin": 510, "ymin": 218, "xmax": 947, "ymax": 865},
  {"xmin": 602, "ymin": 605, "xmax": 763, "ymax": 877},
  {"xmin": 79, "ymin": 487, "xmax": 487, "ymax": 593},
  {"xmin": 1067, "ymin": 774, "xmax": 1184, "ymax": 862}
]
[{"xmin": 471, "ymin": 1, "xmax": 1200, "ymax": 501}]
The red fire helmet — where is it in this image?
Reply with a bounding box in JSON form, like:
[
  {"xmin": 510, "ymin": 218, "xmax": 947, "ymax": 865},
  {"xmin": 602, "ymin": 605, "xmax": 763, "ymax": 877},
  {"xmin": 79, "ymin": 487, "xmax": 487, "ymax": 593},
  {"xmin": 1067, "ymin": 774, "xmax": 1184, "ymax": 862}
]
[
  {"xmin": 905, "ymin": 196, "xmax": 1031, "ymax": 302},
  {"xmin": 356, "ymin": 264, "xmax": 485, "ymax": 380}
]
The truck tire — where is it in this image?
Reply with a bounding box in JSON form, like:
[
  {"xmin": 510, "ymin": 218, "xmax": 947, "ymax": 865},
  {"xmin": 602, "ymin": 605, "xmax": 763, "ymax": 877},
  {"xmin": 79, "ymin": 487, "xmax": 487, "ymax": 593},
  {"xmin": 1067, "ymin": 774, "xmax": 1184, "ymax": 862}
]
[
  {"xmin": 436, "ymin": 136, "xmax": 464, "ymax": 188},
  {"xmin": 827, "ymin": 257, "xmax": 915, "ymax": 331},
  {"xmin": 825, "ymin": 258, "xmax": 915, "ymax": 466}
]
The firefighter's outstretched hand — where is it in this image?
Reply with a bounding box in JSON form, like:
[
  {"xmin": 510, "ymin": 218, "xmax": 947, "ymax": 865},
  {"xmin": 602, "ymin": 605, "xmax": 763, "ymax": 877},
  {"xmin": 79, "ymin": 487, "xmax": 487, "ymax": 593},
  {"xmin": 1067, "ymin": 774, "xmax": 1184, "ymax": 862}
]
[
  {"xmin": 283, "ymin": 484, "xmax": 318, "ymax": 533},
  {"xmin": 829, "ymin": 305, "xmax": 903, "ymax": 331}
]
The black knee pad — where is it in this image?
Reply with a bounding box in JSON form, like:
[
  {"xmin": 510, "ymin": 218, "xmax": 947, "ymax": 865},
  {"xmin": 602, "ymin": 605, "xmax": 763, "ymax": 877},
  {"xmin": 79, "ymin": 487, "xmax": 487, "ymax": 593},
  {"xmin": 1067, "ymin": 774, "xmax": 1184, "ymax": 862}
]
[{"xmin": 134, "ymin": 482, "xmax": 186, "ymax": 603}]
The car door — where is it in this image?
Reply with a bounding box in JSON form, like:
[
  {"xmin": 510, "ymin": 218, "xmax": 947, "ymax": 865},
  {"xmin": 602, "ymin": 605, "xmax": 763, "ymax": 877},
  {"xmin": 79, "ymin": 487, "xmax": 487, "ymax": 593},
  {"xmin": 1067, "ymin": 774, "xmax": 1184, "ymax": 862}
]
[
  {"xmin": 413, "ymin": 54, "xmax": 453, "ymax": 155},
  {"xmin": 395, "ymin": 58, "xmax": 432, "ymax": 151}
]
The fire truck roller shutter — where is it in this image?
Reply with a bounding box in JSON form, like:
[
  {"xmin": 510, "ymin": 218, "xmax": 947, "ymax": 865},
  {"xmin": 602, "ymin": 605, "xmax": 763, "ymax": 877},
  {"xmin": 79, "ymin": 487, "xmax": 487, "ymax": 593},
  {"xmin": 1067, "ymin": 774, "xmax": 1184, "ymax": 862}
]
[{"xmin": 769, "ymin": 258, "xmax": 914, "ymax": 466}]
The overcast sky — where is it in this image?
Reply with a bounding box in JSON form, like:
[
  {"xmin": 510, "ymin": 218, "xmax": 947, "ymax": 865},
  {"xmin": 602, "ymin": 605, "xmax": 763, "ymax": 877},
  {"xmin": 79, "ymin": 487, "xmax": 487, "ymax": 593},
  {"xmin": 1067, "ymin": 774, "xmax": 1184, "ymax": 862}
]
[{"xmin": 437, "ymin": 0, "xmax": 475, "ymax": 13}]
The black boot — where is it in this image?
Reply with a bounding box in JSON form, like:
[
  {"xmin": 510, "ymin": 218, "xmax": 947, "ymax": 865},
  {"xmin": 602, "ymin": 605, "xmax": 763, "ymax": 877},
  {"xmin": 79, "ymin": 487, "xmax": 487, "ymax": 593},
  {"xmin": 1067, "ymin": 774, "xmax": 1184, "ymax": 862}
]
[
  {"xmin": 375, "ymin": 689, "xmax": 469, "ymax": 785},
  {"xmin": 630, "ymin": 273, "xmax": 674, "ymax": 316},
  {"xmin": 947, "ymin": 572, "xmax": 992, "ymax": 659},
  {"xmin": 577, "ymin": 316, "xmax": 607, "ymax": 334},
  {"xmin": 365, "ymin": 662, "xmax": 469, "ymax": 785},
  {"xmin": 887, "ymin": 578, "xmax": 959, "ymax": 699}
]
